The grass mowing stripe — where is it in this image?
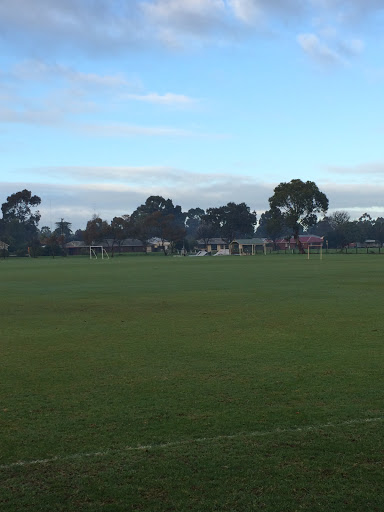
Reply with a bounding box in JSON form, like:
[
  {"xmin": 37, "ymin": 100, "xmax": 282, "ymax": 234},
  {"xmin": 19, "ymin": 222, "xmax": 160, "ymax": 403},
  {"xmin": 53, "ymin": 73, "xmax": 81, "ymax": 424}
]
[{"xmin": 2, "ymin": 415, "xmax": 382, "ymax": 470}]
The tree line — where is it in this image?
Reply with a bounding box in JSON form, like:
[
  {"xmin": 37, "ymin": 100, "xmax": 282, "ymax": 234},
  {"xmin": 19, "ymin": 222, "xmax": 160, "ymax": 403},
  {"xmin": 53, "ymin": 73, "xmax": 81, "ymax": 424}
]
[{"xmin": 1, "ymin": 180, "xmax": 382, "ymax": 257}]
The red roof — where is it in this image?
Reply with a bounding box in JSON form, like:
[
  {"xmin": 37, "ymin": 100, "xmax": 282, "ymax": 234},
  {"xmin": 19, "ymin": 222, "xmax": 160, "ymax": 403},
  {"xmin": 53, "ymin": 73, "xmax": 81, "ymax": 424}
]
[{"xmin": 276, "ymin": 235, "xmax": 323, "ymax": 243}]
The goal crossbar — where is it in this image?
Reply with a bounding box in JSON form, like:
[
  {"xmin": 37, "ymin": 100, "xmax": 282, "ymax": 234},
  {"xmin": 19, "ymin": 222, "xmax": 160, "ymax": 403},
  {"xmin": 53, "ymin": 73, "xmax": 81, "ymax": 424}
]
[
  {"xmin": 307, "ymin": 244, "xmax": 323, "ymax": 260},
  {"xmin": 89, "ymin": 246, "xmax": 109, "ymax": 259}
]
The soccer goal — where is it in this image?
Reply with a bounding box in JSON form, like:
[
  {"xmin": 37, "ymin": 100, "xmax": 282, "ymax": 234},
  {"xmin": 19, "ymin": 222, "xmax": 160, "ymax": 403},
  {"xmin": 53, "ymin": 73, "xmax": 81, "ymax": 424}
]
[
  {"xmin": 89, "ymin": 246, "xmax": 109, "ymax": 259},
  {"xmin": 307, "ymin": 244, "xmax": 323, "ymax": 260}
]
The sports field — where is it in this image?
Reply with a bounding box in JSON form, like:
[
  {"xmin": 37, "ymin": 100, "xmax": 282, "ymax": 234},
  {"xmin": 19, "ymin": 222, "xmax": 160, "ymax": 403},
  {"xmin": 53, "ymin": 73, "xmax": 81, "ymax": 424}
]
[{"xmin": 1, "ymin": 254, "xmax": 383, "ymax": 511}]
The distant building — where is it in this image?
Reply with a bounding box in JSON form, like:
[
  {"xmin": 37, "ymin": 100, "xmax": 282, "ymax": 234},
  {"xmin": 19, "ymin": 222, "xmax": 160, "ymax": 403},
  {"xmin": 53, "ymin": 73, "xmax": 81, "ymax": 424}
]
[
  {"xmin": 197, "ymin": 238, "xmax": 229, "ymax": 253},
  {"xmin": 65, "ymin": 239, "xmax": 146, "ymax": 255},
  {"xmin": 65, "ymin": 238, "xmax": 172, "ymax": 255},
  {"xmin": 230, "ymin": 238, "xmax": 270, "ymax": 255},
  {"xmin": 275, "ymin": 235, "xmax": 324, "ymax": 250},
  {"xmin": 147, "ymin": 237, "xmax": 171, "ymax": 252}
]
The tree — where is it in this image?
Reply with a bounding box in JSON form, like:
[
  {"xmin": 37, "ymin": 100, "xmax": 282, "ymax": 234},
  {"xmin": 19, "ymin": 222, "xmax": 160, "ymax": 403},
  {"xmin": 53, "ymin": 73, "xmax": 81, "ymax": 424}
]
[
  {"xmin": 131, "ymin": 196, "xmax": 187, "ymax": 252},
  {"xmin": 357, "ymin": 213, "xmax": 374, "ymax": 243},
  {"xmin": 39, "ymin": 226, "xmax": 52, "ymax": 240},
  {"xmin": 327, "ymin": 211, "xmax": 350, "ymax": 230},
  {"xmin": 144, "ymin": 212, "xmax": 186, "ymax": 254},
  {"xmin": 374, "ymin": 217, "xmax": 384, "ymax": 246},
  {"xmin": 131, "ymin": 216, "xmax": 153, "ymax": 254},
  {"xmin": 185, "ymin": 208, "xmax": 205, "ymax": 238},
  {"xmin": 1, "ymin": 189, "xmax": 41, "ymax": 225},
  {"xmin": 269, "ymin": 179, "xmax": 329, "ymax": 253},
  {"xmin": 1, "ymin": 189, "xmax": 42, "ymax": 254},
  {"xmin": 203, "ymin": 202, "xmax": 257, "ymax": 243},
  {"xmin": 195, "ymin": 222, "xmax": 216, "ymax": 248},
  {"xmin": 110, "ymin": 215, "xmax": 133, "ymax": 255},
  {"xmin": 255, "ymin": 208, "xmax": 285, "ymax": 246},
  {"xmin": 74, "ymin": 229, "xmax": 84, "ymax": 241},
  {"xmin": 132, "ymin": 196, "xmax": 186, "ymax": 227},
  {"xmin": 83, "ymin": 216, "xmax": 110, "ymax": 246},
  {"xmin": 54, "ymin": 219, "xmax": 72, "ymax": 240},
  {"xmin": 44, "ymin": 233, "xmax": 62, "ymax": 258}
]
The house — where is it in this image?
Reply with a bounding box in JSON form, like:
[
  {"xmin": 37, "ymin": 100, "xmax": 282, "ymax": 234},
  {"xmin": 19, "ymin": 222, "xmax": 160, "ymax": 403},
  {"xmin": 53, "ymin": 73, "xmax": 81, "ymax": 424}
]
[
  {"xmin": 364, "ymin": 239, "xmax": 379, "ymax": 248},
  {"xmin": 197, "ymin": 238, "xmax": 229, "ymax": 253},
  {"xmin": 275, "ymin": 235, "xmax": 324, "ymax": 250},
  {"xmin": 230, "ymin": 238, "xmax": 270, "ymax": 255},
  {"xmin": 147, "ymin": 237, "xmax": 171, "ymax": 253},
  {"xmin": 65, "ymin": 239, "xmax": 146, "ymax": 256}
]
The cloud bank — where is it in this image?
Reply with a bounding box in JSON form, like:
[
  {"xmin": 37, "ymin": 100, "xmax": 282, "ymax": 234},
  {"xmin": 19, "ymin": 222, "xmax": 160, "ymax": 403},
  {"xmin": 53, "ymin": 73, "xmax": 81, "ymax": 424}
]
[
  {"xmin": 0, "ymin": 0, "xmax": 381, "ymax": 59},
  {"xmin": 3, "ymin": 165, "xmax": 384, "ymax": 229}
]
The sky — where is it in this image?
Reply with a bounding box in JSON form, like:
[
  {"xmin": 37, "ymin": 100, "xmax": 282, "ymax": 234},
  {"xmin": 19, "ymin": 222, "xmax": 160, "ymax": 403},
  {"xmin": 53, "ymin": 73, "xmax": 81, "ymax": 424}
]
[{"xmin": 1, "ymin": 0, "xmax": 384, "ymax": 230}]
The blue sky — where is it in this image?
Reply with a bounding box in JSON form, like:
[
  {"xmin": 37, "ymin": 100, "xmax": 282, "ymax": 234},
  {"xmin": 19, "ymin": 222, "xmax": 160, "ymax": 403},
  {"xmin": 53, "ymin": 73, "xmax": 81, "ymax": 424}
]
[{"xmin": 1, "ymin": 0, "xmax": 384, "ymax": 229}]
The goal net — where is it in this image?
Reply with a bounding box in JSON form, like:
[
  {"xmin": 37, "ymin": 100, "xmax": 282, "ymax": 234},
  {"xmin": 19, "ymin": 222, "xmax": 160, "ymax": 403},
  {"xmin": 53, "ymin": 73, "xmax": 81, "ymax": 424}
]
[{"xmin": 89, "ymin": 246, "xmax": 109, "ymax": 259}]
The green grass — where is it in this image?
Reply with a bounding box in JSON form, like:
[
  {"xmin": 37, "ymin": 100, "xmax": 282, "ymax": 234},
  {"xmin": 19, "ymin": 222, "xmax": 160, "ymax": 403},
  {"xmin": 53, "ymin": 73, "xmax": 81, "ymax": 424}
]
[{"xmin": 1, "ymin": 254, "xmax": 383, "ymax": 511}]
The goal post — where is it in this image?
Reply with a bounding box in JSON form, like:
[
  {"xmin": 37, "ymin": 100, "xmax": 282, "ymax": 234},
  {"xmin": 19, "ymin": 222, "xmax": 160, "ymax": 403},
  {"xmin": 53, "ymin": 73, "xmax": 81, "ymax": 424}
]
[
  {"xmin": 89, "ymin": 246, "xmax": 110, "ymax": 260},
  {"xmin": 307, "ymin": 244, "xmax": 323, "ymax": 260}
]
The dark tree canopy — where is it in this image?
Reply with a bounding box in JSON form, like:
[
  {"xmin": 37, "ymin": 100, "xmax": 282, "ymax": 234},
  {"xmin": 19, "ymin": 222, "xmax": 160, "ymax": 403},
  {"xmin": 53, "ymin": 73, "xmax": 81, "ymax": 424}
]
[
  {"xmin": 1, "ymin": 189, "xmax": 41, "ymax": 254},
  {"xmin": 132, "ymin": 196, "xmax": 185, "ymax": 225},
  {"xmin": 83, "ymin": 216, "xmax": 110, "ymax": 245},
  {"xmin": 269, "ymin": 179, "xmax": 328, "ymax": 252},
  {"xmin": 2, "ymin": 189, "xmax": 41, "ymax": 226},
  {"xmin": 185, "ymin": 207, "xmax": 205, "ymax": 237},
  {"xmin": 54, "ymin": 218, "xmax": 72, "ymax": 241},
  {"xmin": 195, "ymin": 222, "xmax": 216, "ymax": 246},
  {"xmin": 204, "ymin": 202, "xmax": 256, "ymax": 242},
  {"xmin": 255, "ymin": 208, "xmax": 285, "ymax": 241}
]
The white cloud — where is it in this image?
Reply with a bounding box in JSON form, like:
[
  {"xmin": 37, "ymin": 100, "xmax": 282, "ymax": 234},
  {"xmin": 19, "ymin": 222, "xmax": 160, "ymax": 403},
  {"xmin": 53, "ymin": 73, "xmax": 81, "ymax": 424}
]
[
  {"xmin": 326, "ymin": 162, "xmax": 384, "ymax": 176},
  {"xmin": 337, "ymin": 38, "xmax": 364, "ymax": 57},
  {"xmin": 12, "ymin": 60, "xmax": 132, "ymax": 89},
  {"xmin": 229, "ymin": 0, "xmax": 262, "ymax": 24},
  {"xmin": 141, "ymin": 0, "xmax": 228, "ymax": 34},
  {"xmin": 0, "ymin": 59, "xmax": 199, "ymax": 131},
  {"xmin": 0, "ymin": 0, "xmax": 379, "ymax": 56},
  {"xmin": 79, "ymin": 122, "xmax": 225, "ymax": 138},
  {"xmin": 297, "ymin": 33, "xmax": 343, "ymax": 65},
  {"xmin": 3, "ymin": 166, "xmax": 384, "ymax": 230},
  {"xmin": 124, "ymin": 92, "xmax": 198, "ymax": 106}
]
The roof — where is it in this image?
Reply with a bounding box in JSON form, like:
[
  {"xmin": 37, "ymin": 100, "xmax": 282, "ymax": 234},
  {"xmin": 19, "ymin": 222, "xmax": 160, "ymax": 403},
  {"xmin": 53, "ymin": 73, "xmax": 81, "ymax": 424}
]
[
  {"xmin": 276, "ymin": 235, "xmax": 324, "ymax": 243},
  {"xmin": 65, "ymin": 238, "xmax": 145, "ymax": 248},
  {"xmin": 231, "ymin": 238, "xmax": 267, "ymax": 245},
  {"xmin": 148, "ymin": 237, "xmax": 170, "ymax": 245},
  {"xmin": 198, "ymin": 238, "xmax": 228, "ymax": 245},
  {"xmin": 103, "ymin": 238, "xmax": 144, "ymax": 247},
  {"xmin": 66, "ymin": 241, "xmax": 87, "ymax": 248}
]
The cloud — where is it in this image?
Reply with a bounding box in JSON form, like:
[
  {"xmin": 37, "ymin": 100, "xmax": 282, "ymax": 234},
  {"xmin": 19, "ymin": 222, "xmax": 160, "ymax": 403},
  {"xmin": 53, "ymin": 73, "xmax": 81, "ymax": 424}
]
[
  {"xmin": 229, "ymin": 0, "xmax": 305, "ymax": 25},
  {"xmin": 326, "ymin": 162, "xmax": 384, "ymax": 176},
  {"xmin": 0, "ymin": 173, "xmax": 272, "ymax": 229},
  {"xmin": 297, "ymin": 33, "xmax": 344, "ymax": 65},
  {"xmin": 79, "ymin": 123, "xmax": 227, "ymax": 138},
  {"xmin": 38, "ymin": 165, "xmax": 194, "ymax": 184},
  {"xmin": 0, "ymin": 59, "xmax": 199, "ymax": 131},
  {"xmin": 0, "ymin": 0, "xmax": 144, "ymax": 56},
  {"xmin": 142, "ymin": 0, "xmax": 228, "ymax": 34},
  {"xmin": 0, "ymin": 0, "xmax": 379, "ymax": 57},
  {"xmin": 3, "ymin": 167, "xmax": 384, "ymax": 230},
  {"xmin": 12, "ymin": 60, "xmax": 133, "ymax": 89},
  {"xmin": 321, "ymin": 182, "xmax": 384, "ymax": 212},
  {"xmin": 123, "ymin": 92, "xmax": 198, "ymax": 106},
  {"xmin": 311, "ymin": 0, "xmax": 384, "ymax": 24}
]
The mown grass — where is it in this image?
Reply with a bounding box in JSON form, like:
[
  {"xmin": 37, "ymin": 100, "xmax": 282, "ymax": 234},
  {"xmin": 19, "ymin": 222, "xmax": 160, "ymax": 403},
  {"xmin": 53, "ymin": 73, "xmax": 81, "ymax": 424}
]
[{"xmin": 0, "ymin": 254, "xmax": 383, "ymax": 511}]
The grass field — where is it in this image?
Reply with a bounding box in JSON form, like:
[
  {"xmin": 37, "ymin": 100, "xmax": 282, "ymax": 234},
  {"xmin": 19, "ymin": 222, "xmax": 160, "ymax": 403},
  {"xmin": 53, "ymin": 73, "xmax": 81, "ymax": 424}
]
[{"xmin": 1, "ymin": 254, "xmax": 383, "ymax": 511}]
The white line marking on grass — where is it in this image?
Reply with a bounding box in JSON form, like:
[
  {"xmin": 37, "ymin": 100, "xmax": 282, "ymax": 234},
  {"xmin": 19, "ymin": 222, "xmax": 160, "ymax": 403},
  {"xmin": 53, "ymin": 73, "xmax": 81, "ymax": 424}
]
[{"xmin": 1, "ymin": 416, "xmax": 383, "ymax": 470}]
